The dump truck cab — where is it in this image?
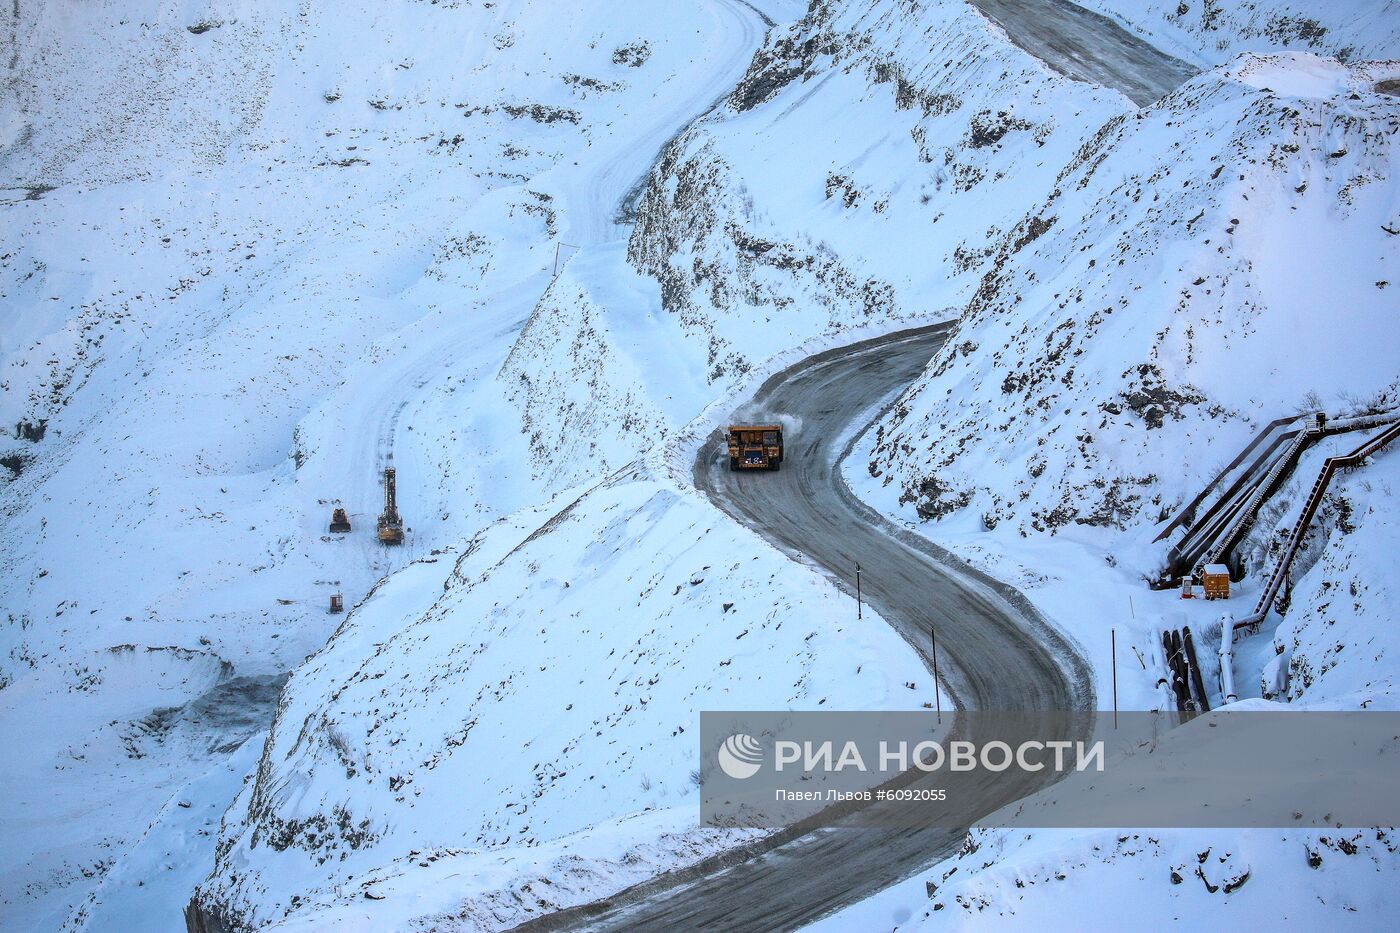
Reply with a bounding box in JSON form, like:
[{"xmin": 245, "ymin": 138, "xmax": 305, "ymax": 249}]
[{"xmin": 727, "ymin": 424, "xmax": 783, "ymax": 471}]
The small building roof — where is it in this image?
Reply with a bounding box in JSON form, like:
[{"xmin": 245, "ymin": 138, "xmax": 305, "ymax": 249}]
[{"xmin": 1204, "ymin": 564, "xmax": 1230, "ymax": 576}]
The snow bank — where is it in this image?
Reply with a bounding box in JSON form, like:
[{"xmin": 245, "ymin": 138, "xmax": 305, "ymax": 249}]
[
  {"xmin": 1226, "ymin": 50, "xmax": 1355, "ymax": 97},
  {"xmin": 815, "ymin": 822, "xmax": 1400, "ymax": 930}
]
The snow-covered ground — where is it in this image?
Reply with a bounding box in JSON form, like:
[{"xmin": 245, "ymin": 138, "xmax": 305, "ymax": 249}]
[
  {"xmin": 2, "ymin": 0, "xmax": 813, "ymax": 927},
  {"xmin": 811, "ymin": 821, "xmax": 1400, "ymax": 930},
  {"xmin": 4, "ymin": 0, "xmax": 1399, "ymax": 929},
  {"xmin": 189, "ymin": 467, "xmax": 930, "ymax": 929}
]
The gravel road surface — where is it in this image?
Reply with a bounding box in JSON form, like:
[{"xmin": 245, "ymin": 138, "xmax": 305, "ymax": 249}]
[{"xmin": 969, "ymin": 0, "xmax": 1198, "ymax": 106}]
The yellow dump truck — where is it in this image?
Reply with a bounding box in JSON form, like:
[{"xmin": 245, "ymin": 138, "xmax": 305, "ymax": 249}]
[{"xmin": 727, "ymin": 424, "xmax": 783, "ymax": 471}]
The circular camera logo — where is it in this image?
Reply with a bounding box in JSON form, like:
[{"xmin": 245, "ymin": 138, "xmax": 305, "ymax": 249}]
[{"xmin": 718, "ymin": 733, "xmax": 764, "ymax": 779}]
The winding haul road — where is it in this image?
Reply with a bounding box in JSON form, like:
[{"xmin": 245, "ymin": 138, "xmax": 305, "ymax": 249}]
[
  {"xmin": 697, "ymin": 325, "xmax": 1092, "ymax": 720},
  {"xmin": 968, "ymin": 0, "xmax": 1197, "ymax": 106},
  {"xmin": 517, "ymin": 325, "xmax": 1094, "ymax": 933},
  {"xmin": 513, "ymin": 0, "xmax": 1197, "ymax": 928},
  {"xmin": 184, "ymin": 0, "xmax": 1194, "ymax": 929}
]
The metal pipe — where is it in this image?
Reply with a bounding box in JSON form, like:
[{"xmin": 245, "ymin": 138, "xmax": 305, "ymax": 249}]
[{"xmin": 1218, "ymin": 614, "xmax": 1238, "ymax": 705}]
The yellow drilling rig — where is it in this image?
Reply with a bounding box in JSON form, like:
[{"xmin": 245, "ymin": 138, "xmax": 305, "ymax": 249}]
[{"xmin": 377, "ymin": 467, "xmax": 405, "ymax": 545}]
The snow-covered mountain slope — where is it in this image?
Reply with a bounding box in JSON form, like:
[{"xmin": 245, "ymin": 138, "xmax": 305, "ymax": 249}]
[
  {"xmin": 6, "ymin": 0, "xmax": 1399, "ymax": 928},
  {"xmin": 186, "ymin": 466, "xmax": 930, "ymax": 931},
  {"xmin": 495, "ymin": 0, "xmax": 1132, "ymax": 484},
  {"xmin": 1078, "ymin": 0, "xmax": 1400, "ymax": 66},
  {"xmin": 1256, "ymin": 445, "xmax": 1400, "ymax": 707},
  {"xmin": 814, "ymin": 22, "xmax": 1400, "ymax": 933},
  {"xmin": 1, "ymin": 0, "xmax": 795, "ymax": 928},
  {"xmin": 821, "ymin": 451, "xmax": 1400, "ymax": 933},
  {"xmin": 176, "ymin": 3, "xmax": 1150, "ymax": 921},
  {"xmin": 632, "ymin": 0, "xmax": 1134, "ymax": 372},
  {"xmin": 839, "ymin": 41, "xmax": 1399, "ymax": 907},
  {"xmin": 863, "ymin": 52, "xmax": 1399, "ymax": 552},
  {"xmin": 486, "ymin": 4, "xmax": 1399, "ymax": 923}
]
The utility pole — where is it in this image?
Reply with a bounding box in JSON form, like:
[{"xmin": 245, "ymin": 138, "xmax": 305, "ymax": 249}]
[
  {"xmin": 855, "ymin": 562, "xmax": 862, "ymax": 621},
  {"xmin": 931, "ymin": 625, "xmax": 941, "ymax": 724},
  {"xmin": 1111, "ymin": 627, "xmax": 1119, "ymax": 729}
]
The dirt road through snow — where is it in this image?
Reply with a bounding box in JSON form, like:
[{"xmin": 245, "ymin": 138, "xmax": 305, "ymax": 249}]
[
  {"xmin": 968, "ymin": 0, "xmax": 1198, "ymax": 105},
  {"xmin": 516, "ymin": 324, "xmax": 1094, "ymax": 932}
]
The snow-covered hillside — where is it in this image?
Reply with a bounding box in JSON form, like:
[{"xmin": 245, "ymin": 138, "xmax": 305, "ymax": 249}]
[
  {"xmin": 1079, "ymin": 0, "xmax": 1400, "ymax": 66},
  {"xmin": 187, "ymin": 466, "xmax": 929, "ymax": 930},
  {"xmin": 864, "ymin": 52, "xmax": 1399, "ymax": 545},
  {"xmin": 820, "ymin": 452, "xmax": 1400, "ymax": 933},
  {"xmin": 5, "ymin": 0, "xmax": 1399, "ymax": 929},
  {"xmin": 495, "ymin": 0, "xmax": 1132, "ymax": 484},
  {"xmin": 1254, "ymin": 444, "xmax": 1400, "ymax": 707},
  {"xmin": 816, "ymin": 12, "xmax": 1400, "ymax": 933},
  {"xmin": 0, "ymin": 0, "xmax": 801, "ymax": 927}
]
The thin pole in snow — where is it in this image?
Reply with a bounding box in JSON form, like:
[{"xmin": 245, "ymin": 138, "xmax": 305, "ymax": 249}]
[
  {"xmin": 552, "ymin": 242, "xmax": 580, "ymax": 279},
  {"xmin": 932, "ymin": 625, "xmax": 942, "ymax": 725},
  {"xmin": 855, "ymin": 562, "xmax": 862, "ymax": 621},
  {"xmin": 1112, "ymin": 627, "xmax": 1119, "ymax": 730},
  {"xmin": 1128, "ymin": 595, "xmax": 1135, "ymax": 619}
]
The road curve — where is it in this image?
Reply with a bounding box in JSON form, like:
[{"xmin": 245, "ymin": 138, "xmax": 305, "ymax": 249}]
[
  {"xmin": 968, "ymin": 0, "xmax": 1198, "ymax": 107},
  {"xmin": 516, "ymin": 324, "xmax": 1094, "ymax": 933},
  {"xmin": 512, "ymin": 3, "xmax": 1191, "ymax": 927}
]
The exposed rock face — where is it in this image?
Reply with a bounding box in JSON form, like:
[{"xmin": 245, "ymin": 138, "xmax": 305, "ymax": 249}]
[{"xmin": 622, "ymin": 0, "xmax": 1126, "ymax": 396}]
